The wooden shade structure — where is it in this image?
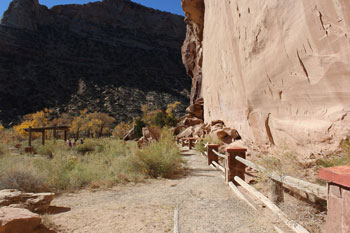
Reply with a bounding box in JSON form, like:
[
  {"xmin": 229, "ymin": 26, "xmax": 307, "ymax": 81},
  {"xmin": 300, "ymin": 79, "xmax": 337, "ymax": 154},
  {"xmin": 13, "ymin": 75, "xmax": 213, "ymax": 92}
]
[{"xmin": 24, "ymin": 125, "xmax": 70, "ymax": 146}]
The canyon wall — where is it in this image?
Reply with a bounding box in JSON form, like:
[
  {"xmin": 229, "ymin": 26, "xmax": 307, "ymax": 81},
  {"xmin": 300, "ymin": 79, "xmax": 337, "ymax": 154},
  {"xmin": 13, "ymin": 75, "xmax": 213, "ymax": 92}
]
[
  {"xmin": 0, "ymin": 0, "xmax": 190, "ymax": 125},
  {"xmin": 182, "ymin": 0, "xmax": 350, "ymax": 155}
]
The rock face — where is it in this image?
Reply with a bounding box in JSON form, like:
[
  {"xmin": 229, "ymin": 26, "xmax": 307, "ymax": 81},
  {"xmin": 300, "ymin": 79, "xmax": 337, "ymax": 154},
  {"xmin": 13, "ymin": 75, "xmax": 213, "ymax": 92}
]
[
  {"xmin": 0, "ymin": 0, "xmax": 190, "ymax": 125},
  {"xmin": 0, "ymin": 207, "xmax": 41, "ymax": 233},
  {"xmin": 182, "ymin": 0, "xmax": 350, "ymax": 155},
  {"xmin": 0, "ymin": 189, "xmax": 55, "ymax": 213}
]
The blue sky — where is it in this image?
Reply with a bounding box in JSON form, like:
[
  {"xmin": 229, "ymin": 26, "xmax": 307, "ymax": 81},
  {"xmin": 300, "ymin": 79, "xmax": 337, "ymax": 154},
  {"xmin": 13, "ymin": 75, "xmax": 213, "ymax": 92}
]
[{"xmin": 0, "ymin": 0, "xmax": 184, "ymax": 18}]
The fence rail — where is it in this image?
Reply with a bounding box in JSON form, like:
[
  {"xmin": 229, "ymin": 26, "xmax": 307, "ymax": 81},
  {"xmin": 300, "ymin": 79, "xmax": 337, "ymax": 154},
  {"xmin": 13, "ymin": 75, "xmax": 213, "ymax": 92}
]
[
  {"xmin": 208, "ymin": 147, "xmax": 327, "ymax": 200},
  {"xmin": 233, "ymin": 155, "xmax": 327, "ymax": 200},
  {"xmin": 212, "ymin": 149, "xmax": 226, "ymax": 158},
  {"xmin": 177, "ymin": 137, "xmax": 344, "ymax": 233},
  {"xmin": 196, "ymin": 142, "xmax": 329, "ymax": 233}
]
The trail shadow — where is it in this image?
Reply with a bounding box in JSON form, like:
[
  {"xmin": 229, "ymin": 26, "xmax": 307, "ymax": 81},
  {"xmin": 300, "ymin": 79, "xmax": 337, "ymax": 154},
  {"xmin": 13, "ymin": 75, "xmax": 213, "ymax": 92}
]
[
  {"xmin": 186, "ymin": 168, "xmax": 218, "ymax": 178},
  {"xmin": 46, "ymin": 206, "xmax": 71, "ymax": 215}
]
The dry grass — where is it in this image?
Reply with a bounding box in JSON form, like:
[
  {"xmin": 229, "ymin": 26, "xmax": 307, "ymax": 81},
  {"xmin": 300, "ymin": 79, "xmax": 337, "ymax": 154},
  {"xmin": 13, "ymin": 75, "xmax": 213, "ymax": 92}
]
[
  {"xmin": 0, "ymin": 131, "xmax": 185, "ymax": 193},
  {"xmin": 253, "ymin": 148, "xmax": 305, "ymax": 188},
  {"xmin": 194, "ymin": 135, "xmax": 223, "ymax": 153},
  {"xmin": 316, "ymin": 139, "xmax": 350, "ymax": 168},
  {"xmin": 250, "ymin": 147, "xmax": 326, "ymax": 233},
  {"xmin": 279, "ymin": 193, "xmax": 326, "ymax": 233}
]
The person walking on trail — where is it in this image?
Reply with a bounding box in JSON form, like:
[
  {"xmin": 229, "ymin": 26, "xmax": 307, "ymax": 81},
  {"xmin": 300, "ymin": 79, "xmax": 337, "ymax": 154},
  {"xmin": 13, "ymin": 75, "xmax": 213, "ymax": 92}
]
[{"xmin": 67, "ymin": 139, "xmax": 72, "ymax": 148}]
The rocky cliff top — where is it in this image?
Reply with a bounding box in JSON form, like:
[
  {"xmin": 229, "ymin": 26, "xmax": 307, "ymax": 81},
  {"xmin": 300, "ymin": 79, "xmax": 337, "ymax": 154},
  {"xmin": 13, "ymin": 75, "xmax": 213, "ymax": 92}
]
[{"xmin": 0, "ymin": 0, "xmax": 190, "ymax": 125}]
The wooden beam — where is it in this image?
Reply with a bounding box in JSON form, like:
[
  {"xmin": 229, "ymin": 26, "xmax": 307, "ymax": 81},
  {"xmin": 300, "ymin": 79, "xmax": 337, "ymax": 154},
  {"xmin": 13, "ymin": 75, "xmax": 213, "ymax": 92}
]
[
  {"xmin": 173, "ymin": 206, "xmax": 179, "ymax": 233},
  {"xmin": 212, "ymin": 161, "xmax": 225, "ymax": 173},
  {"xmin": 274, "ymin": 226, "xmax": 285, "ymax": 233},
  {"xmin": 28, "ymin": 127, "xmax": 32, "ymax": 147},
  {"xmin": 53, "ymin": 125, "xmax": 57, "ymax": 139},
  {"xmin": 234, "ymin": 156, "xmax": 327, "ymax": 199},
  {"xmin": 234, "ymin": 176, "xmax": 309, "ymax": 233},
  {"xmin": 228, "ymin": 181, "xmax": 256, "ymax": 210},
  {"xmin": 42, "ymin": 130, "xmax": 45, "ymax": 145},
  {"xmin": 270, "ymin": 173, "xmax": 327, "ymax": 200}
]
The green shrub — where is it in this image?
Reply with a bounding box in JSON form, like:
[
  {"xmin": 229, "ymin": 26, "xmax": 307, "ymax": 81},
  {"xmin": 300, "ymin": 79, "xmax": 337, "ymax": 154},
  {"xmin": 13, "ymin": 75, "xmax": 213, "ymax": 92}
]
[
  {"xmin": 0, "ymin": 136, "xmax": 184, "ymax": 193},
  {"xmin": 76, "ymin": 140, "xmax": 96, "ymax": 154},
  {"xmin": 0, "ymin": 144, "xmax": 8, "ymax": 156},
  {"xmin": 133, "ymin": 130, "xmax": 184, "ymax": 178},
  {"xmin": 37, "ymin": 143, "xmax": 56, "ymax": 158},
  {"xmin": 0, "ymin": 156, "xmax": 49, "ymax": 192},
  {"xmin": 134, "ymin": 119, "xmax": 146, "ymax": 138}
]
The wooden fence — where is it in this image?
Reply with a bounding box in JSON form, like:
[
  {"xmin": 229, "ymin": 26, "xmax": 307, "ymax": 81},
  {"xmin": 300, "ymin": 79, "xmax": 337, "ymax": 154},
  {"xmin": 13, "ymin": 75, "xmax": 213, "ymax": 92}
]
[{"xmin": 178, "ymin": 138, "xmax": 329, "ymax": 233}]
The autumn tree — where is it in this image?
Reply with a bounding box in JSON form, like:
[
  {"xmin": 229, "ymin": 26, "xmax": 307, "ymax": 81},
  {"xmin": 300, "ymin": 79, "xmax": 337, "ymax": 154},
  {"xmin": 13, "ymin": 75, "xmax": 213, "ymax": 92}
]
[
  {"xmin": 140, "ymin": 101, "xmax": 180, "ymax": 128},
  {"xmin": 71, "ymin": 109, "xmax": 89, "ymax": 138},
  {"xmin": 14, "ymin": 109, "xmax": 52, "ymax": 138},
  {"xmin": 71, "ymin": 110, "xmax": 115, "ymax": 138},
  {"xmin": 86, "ymin": 112, "xmax": 115, "ymax": 137},
  {"xmin": 113, "ymin": 122, "xmax": 132, "ymax": 139}
]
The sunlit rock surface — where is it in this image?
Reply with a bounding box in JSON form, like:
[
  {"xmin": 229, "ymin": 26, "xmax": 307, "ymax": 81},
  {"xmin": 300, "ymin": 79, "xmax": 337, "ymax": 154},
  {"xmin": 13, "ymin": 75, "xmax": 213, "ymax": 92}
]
[{"xmin": 182, "ymin": 0, "xmax": 350, "ymax": 155}]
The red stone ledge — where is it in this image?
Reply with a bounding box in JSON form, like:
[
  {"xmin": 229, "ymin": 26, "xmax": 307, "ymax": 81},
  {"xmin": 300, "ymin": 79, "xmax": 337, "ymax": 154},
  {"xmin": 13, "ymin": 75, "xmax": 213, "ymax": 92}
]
[{"xmin": 318, "ymin": 166, "xmax": 350, "ymax": 188}]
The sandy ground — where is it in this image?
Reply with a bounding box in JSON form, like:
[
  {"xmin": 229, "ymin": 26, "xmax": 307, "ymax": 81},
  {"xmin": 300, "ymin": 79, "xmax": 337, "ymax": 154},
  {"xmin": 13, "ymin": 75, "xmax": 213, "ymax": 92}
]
[{"xmin": 48, "ymin": 148, "xmax": 288, "ymax": 233}]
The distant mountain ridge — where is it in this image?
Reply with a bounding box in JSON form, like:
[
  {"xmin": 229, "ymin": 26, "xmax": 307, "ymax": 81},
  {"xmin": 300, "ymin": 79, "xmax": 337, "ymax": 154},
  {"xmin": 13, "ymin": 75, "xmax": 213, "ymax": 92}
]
[{"xmin": 0, "ymin": 0, "xmax": 190, "ymax": 125}]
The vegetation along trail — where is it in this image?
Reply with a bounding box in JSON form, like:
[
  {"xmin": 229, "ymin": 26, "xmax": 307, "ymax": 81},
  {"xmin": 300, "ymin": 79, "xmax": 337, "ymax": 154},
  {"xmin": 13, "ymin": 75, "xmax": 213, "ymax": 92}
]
[{"xmin": 49, "ymin": 148, "xmax": 280, "ymax": 233}]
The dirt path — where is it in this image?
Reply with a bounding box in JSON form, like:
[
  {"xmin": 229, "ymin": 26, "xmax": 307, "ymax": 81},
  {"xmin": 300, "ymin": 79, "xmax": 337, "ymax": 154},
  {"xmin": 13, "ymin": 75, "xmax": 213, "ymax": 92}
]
[{"xmin": 49, "ymin": 148, "xmax": 282, "ymax": 233}]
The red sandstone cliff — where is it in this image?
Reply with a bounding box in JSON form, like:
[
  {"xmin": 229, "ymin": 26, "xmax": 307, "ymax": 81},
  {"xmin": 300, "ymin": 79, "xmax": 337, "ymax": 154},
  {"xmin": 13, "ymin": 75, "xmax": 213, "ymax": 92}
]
[{"xmin": 181, "ymin": 0, "xmax": 350, "ymax": 155}]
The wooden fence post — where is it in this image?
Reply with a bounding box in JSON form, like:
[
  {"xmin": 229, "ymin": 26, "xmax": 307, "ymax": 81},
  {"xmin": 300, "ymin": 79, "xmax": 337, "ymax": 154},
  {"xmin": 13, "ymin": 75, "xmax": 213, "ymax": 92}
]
[
  {"xmin": 319, "ymin": 166, "xmax": 350, "ymax": 233},
  {"xmin": 270, "ymin": 180, "xmax": 284, "ymax": 205},
  {"xmin": 53, "ymin": 125, "xmax": 57, "ymax": 139},
  {"xmin": 41, "ymin": 130, "xmax": 45, "ymax": 145},
  {"xmin": 207, "ymin": 144, "xmax": 219, "ymax": 166},
  {"xmin": 28, "ymin": 127, "xmax": 32, "ymax": 147},
  {"xmin": 225, "ymin": 147, "xmax": 247, "ymax": 185},
  {"xmin": 188, "ymin": 138, "xmax": 195, "ymax": 150}
]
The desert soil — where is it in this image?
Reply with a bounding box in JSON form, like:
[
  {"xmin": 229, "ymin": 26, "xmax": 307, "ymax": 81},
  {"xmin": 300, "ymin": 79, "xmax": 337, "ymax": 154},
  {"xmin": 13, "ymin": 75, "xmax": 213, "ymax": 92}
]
[{"xmin": 49, "ymin": 148, "xmax": 287, "ymax": 233}]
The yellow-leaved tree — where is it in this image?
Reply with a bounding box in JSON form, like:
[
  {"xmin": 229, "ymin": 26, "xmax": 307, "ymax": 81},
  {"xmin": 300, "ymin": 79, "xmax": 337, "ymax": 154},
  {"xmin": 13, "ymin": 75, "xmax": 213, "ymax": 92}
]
[
  {"xmin": 86, "ymin": 112, "xmax": 115, "ymax": 137},
  {"xmin": 71, "ymin": 110, "xmax": 115, "ymax": 138},
  {"xmin": 71, "ymin": 109, "xmax": 88, "ymax": 138},
  {"xmin": 113, "ymin": 122, "xmax": 132, "ymax": 139},
  {"xmin": 14, "ymin": 109, "xmax": 52, "ymax": 138}
]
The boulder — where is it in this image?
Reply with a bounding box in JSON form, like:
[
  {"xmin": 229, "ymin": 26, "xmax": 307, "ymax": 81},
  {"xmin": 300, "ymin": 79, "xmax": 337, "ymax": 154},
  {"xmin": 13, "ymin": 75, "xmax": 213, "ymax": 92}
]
[
  {"xmin": 183, "ymin": 117, "xmax": 203, "ymax": 126},
  {"xmin": 211, "ymin": 120, "xmax": 225, "ymax": 126},
  {"xmin": 186, "ymin": 103, "xmax": 203, "ymax": 119},
  {"xmin": 214, "ymin": 129, "xmax": 229, "ymax": 140},
  {"xmin": 0, "ymin": 207, "xmax": 41, "ymax": 233},
  {"xmin": 174, "ymin": 125, "xmax": 186, "ymax": 135},
  {"xmin": 137, "ymin": 127, "xmax": 161, "ymax": 146},
  {"xmin": 194, "ymin": 97, "xmax": 204, "ymax": 105},
  {"xmin": 142, "ymin": 127, "xmax": 161, "ymax": 142},
  {"xmin": 0, "ymin": 189, "xmax": 54, "ymax": 213},
  {"xmin": 177, "ymin": 126, "xmax": 194, "ymax": 138},
  {"xmin": 193, "ymin": 124, "xmax": 205, "ymax": 138}
]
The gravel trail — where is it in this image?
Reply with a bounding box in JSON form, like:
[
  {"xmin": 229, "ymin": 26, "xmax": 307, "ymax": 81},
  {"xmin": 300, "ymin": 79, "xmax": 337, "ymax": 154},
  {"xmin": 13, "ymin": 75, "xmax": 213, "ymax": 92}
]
[{"xmin": 50, "ymin": 148, "xmax": 282, "ymax": 233}]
